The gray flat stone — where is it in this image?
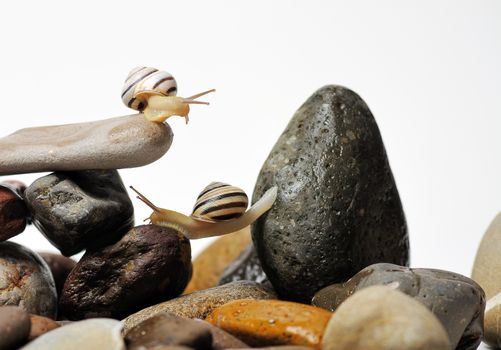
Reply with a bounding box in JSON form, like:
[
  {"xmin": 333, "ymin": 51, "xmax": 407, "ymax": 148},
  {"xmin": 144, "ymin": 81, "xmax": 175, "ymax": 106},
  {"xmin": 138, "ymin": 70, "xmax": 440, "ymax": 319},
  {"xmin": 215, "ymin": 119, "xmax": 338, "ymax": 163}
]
[{"xmin": 0, "ymin": 114, "xmax": 173, "ymax": 175}]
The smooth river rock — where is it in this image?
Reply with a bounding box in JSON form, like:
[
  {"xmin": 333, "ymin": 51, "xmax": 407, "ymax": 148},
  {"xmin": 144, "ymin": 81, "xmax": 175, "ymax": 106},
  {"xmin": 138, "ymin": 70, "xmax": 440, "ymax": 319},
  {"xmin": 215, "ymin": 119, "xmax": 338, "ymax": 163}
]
[
  {"xmin": 28, "ymin": 314, "xmax": 60, "ymax": 341},
  {"xmin": 251, "ymin": 85, "xmax": 409, "ymax": 302},
  {"xmin": 313, "ymin": 263, "xmax": 485, "ymax": 350},
  {"xmin": 184, "ymin": 227, "xmax": 251, "ymax": 294},
  {"xmin": 38, "ymin": 252, "xmax": 76, "ymax": 296},
  {"xmin": 0, "ymin": 114, "xmax": 173, "ymax": 175},
  {"xmin": 193, "ymin": 319, "xmax": 249, "ymax": 349},
  {"xmin": 322, "ymin": 286, "xmax": 450, "ymax": 350},
  {"xmin": 60, "ymin": 225, "xmax": 192, "ymax": 320},
  {"xmin": 218, "ymin": 244, "xmax": 268, "ymax": 286},
  {"xmin": 0, "ymin": 242, "xmax": 57, "ymax": 318},
  {"xmin": 205, "ymin": 299, "xmax": 331, "ymax": 348},
  {"xmin": 20, "ymin": 318, "xmax": 125, "ymax": 350},
  {"xmin": 25, "ymin": 170, "xmax": 134, "ymax": 256},
  {"xmin": 0, "ymin": 306, "xmax": 31, "ymax": 350},
  {"xmin": 123, "ymin": 281, "xmax": 276, "ymax": 333},
  {"xmin": 0, "ymin": 184, "xmax": 28, "ymax": 241}
]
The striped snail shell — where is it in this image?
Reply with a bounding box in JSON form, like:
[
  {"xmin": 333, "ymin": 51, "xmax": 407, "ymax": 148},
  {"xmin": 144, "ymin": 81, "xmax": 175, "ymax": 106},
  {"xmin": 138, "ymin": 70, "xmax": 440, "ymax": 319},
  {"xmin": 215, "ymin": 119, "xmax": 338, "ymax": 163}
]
[
  {"xmin": 121, "ymin": 66, "xmax": 178, "ymax": 111},
  {"xmin": 191, "ymin": 182, "xmax": 249, "ymax": 222}
]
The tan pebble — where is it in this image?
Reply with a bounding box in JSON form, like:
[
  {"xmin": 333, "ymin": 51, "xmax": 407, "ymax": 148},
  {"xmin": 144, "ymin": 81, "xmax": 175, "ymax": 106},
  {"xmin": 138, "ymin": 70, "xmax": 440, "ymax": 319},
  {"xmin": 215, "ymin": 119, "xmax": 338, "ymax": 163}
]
[
  {"xmin": 321, "ymin": 285, "xmax": 450, "ymax": 350},
  {"xmin": 29, "ymin": 314, "xmax": 60, "ymax": 340},
  {"xmin": 484, "ymin": 292, "xmax": 501, "ymax": 347},
  {"xmin": 184, "ymin": 227, "xmax": 251, "ymax": 294},
  {"xmin": 123, "ymin": 281, "xmax": 275, "ymax": 333},
  {"xmin": 205, "ymin": 299, "xmax": 331, "ymax": 349}
]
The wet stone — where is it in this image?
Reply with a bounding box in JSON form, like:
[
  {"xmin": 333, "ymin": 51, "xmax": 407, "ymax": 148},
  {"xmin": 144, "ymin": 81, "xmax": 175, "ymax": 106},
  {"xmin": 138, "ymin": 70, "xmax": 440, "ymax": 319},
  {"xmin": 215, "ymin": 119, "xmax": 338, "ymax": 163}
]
[
  {"xmin": 0, "ymin": 242, "xmax": 57, "ymax": 318},
  {"xmin": 313, "ymin": 263, "xmax": 484, "ymax": 350},
  {"xmin": 123, "ymin": 280, "xmax": 276, "ymax": 334},
  {"xmin": 0, "ymin": 306, "xmax": 31, "ymax": 350},
  {"xmin": 125, "ymin": 312, "xmax": 213, "ymax": 350},
  {"xmin": 219, "ymin": 244, "xmax": 268, "ymax": 286},
  {"xmin": 252, "ymin": 85, "xmax": 409, "ymax": 302},
  {"xmin": 0, "ymin": 184, "xmax": 28, "ymax": 241},
  {"xmin": 60, "ymin": 224, "xmax": 192, "ymax": 320},
  {"xmin": 25, "ymin": 170, "xmax": 134, "ymax": 256},
  {"xmin": 38, "ymin": 252, "xmax": 76, "ymax": 296},
  {"xmin": 0, "ymin": 114, "xmax": 173, "ymax": 175},
  {"xmin": 322, "ymin": 286, "xmax": 450, "ymax": 350},
  {"xmin": 205, "ymin": 299, "xmax": 331, "ymax": 348}
]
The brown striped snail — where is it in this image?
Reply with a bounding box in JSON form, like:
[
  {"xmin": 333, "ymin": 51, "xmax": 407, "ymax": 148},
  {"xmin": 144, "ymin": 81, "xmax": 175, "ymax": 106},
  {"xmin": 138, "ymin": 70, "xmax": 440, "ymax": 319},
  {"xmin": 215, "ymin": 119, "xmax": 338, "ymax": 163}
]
[
  {"xmin": 122, "ymin": 66, "xmax": 215, "ymax": 124},
  {"xmin": 130, "ymin": 182, "xmax": 278, "ymax": 239}
]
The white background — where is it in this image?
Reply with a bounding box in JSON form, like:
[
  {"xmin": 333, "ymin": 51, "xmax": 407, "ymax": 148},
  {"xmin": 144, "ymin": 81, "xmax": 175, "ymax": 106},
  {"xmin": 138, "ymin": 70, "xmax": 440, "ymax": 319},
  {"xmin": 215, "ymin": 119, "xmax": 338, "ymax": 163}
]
[{"xmin": 0, "ymin": 1, "xmax": 500, "ymax": 346}]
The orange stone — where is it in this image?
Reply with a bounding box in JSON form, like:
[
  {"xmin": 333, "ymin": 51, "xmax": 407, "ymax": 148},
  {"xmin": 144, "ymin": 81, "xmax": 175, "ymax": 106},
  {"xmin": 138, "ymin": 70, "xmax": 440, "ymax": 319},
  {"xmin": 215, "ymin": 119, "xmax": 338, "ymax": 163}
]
[{"xmin": 205, "ymin": 299, "xmax": 332, "ymax": 348}]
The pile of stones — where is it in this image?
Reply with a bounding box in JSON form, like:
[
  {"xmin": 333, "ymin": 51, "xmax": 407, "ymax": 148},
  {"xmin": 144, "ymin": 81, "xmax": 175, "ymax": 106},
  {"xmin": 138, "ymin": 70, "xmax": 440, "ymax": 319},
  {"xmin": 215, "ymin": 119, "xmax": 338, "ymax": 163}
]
[{"xmin": 0, "ymin": 85, "xmax": 497, "ymax": 350}]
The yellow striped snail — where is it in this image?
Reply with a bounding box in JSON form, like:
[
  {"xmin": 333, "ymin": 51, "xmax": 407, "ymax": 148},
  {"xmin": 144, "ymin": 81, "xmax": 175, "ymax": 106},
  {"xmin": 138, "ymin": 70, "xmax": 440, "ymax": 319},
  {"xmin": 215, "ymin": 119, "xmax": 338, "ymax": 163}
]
[
  {"xmin": 122, "ymin": 66, "xmax": 215, "ymax": 124},
  {"xmin": 130, "ymin": 182, "xmax": 278, "ymax": 239}
]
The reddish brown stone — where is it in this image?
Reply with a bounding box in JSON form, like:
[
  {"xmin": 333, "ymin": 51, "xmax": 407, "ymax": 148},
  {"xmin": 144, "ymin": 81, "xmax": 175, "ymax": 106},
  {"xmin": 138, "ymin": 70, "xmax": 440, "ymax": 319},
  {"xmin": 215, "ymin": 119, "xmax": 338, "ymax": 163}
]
[
  {"xmin": 0, "ymin": 185, "xmax": 28, "ymax": 241},
  {"xmin": 29, "ymin": 314, "xmax": 60, "ymax": 340}
]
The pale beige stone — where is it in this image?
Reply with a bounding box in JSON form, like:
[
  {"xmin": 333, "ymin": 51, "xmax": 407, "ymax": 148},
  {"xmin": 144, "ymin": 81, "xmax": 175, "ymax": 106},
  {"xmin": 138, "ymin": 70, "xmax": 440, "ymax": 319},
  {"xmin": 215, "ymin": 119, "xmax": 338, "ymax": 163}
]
[
  {"xmin": 483, "ymin": 292, "xmax": 501, "ymax": 347},
  {"xmin": 321, "ymin": 286, "xmax": 450, "ymax": 350},
  {"xmin": 0, "ymin": 114, "xmax": 172, "ymax": 175},
  {"xmin": 472, "ymin": 212, "xmax": 501, "ymax": 299},
  {"xmin": 21, "ymin": 318, "xmax": 124, "ymax": 350}
]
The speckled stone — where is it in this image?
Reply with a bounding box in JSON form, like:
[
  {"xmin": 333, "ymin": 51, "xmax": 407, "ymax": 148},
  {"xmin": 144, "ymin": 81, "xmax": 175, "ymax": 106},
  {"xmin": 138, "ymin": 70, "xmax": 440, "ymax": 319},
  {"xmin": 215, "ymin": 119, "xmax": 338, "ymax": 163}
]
[
  {"xmin": 184, "ymin": 228, "xmax": 251, "ymax": 294},
  {"xmin": 38, "ymin": 253, "xmax": 76, "ymax": 296},
  {"xmin": 20, "ymin": 318, "xmax": 125, "ymax": 350},
  {"xmin": 28, "ymin": 314, "xmax": 59, "ymax": 341},
  {"xmin": 192, "ymin": 319, "xmax": 249, "ymax": 349},
  {"xmin": 25, "ymin": 170, "xmax": 134, "ymax": 256},
  {"xmin": 205, "ymin": 299, "xmax": 331, "ymax": 348},
  {"xmin": 125, "ymin": 313, "xmax": 212, "ymax": 350},
  {"xmin": 322, "ymin": 286, "xmax": 450, "ymax": 350},
  {"xmin": 123, "ymin": 281, "xmax": 276, "ymax": 333},
  {"xmin": 0, "ymin": 306, "xmax": 31, "ymax": 350},
  {"xmin": 0, "ymin": 114, "xmax": 173, "ymax": 175},
  {"xmin": 0, "ymin": 184, "xmax": 28, "ymax": 241},
  {"xmin": 252, "ymin": 85, "xmax": 409, "ymax": 302},
  {"xmin": 312, "ymin": 263, "xmax": 485, "ymax": 350},
  {"xmin": 219, "ymin": 244, "xmax": 268, "ymax": 286},
  {"xmin": 0, "ymin": 242, "xmax": 57, "ymax": 318},
  {"xmin": 60, "ymin": 225, "xmax": 191, "ymax": 320}
]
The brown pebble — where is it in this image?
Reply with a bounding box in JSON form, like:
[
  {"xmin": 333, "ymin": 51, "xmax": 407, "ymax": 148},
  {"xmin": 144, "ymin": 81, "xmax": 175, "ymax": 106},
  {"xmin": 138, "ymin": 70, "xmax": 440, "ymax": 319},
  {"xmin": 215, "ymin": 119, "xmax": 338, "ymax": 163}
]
[
  {"xmin": 0, "ymin": 306, "xmax": 31, "ymax": 350},
  {"xmin": 184, "ymin": 227, "xmax": 251, "ymax": 294},
  {"xmin": 193, "ymin": 319, "xmax": 249, "ymax": 349},
  {"xmin": 1, "ymin": 180, "xmax": 27, "ymax": 197},
  {"xmin": 29, "ymin": 314, "xmax": 60, "ymax": 340},
  {"xmin": 0, "ymin": 185, "xmax": 28, "ymax": 241},
  {"xmin": 38, "ymin": 252, "xmax": 76, "ymax": 295},
  {"xmin": 205, "ymin": 299, "xmax": 331, "ymax": 348}
]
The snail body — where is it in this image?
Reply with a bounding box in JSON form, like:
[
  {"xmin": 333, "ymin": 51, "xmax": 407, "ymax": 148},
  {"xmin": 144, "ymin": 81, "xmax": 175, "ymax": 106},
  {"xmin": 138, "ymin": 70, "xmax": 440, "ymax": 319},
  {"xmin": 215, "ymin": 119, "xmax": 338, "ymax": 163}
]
[
  {"xmin": 122, "ymin": 66, "xmax": 214, "ymax": 124},
  {"xmin": 130, "ymin": 183, "xmax": 277, "ymax": 239}
]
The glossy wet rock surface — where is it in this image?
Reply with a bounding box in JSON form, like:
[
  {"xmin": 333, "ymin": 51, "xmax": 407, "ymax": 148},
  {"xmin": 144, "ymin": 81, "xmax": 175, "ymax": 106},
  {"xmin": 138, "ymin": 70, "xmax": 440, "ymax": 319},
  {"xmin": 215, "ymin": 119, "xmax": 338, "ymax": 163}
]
[
  {"xmin": 0, "ymin": 114, "xmax": 173, "ymax": 175},
  {"xmin": 0, "ymin": 184, "xmax": 28, "ymax": 241},
  {"xmin": 322, "ymin": 286, "xmax": 450, "ymax": 350},
  {"xmin": 313, "ymin": 263, "xmax": 485, "ymax": 350},
  {"xmin": 123, "ymin": 281, "xmax": 276, "ymax": 333},
  {"xmin": 0, "ymin": 242, "xmax": 57, "ymax": 318},
  {"xmin": 25, "ymin": 170, "xmax": 134, "ymax": 256},
  {"xmin": 206, "ymin": 299, "xmax": 331, "ymax": 348},
  {"xmin": 60, "ymin": 225, "xmax": 191, "ymax": 320},
  {"xmin": 252, "ymin": 85, "xmax": 409, "ymax": 302}
]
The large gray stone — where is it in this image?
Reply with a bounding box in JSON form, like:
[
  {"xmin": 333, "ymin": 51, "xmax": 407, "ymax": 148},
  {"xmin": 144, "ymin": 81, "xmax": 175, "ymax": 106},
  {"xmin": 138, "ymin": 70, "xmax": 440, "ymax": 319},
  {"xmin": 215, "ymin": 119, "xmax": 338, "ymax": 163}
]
[
  {"xmin": 252, "ymin": 85, "xmax": 409, "ymax": 302},
  {"xmin": 0, "ymin": 114, "xmax": 172, "ymax": 175}
]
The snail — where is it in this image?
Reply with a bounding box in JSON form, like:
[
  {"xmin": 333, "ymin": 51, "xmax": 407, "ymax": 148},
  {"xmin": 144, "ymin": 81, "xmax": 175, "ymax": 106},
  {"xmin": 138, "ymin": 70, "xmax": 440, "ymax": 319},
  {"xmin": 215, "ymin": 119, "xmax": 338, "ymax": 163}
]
[
  {"xmin": 130, "ymin": 182, "xmax": 278, "ymax": 239},
  {"xmin": 122, "ymin": 66, "xmax": 215, "ymax": 124}
]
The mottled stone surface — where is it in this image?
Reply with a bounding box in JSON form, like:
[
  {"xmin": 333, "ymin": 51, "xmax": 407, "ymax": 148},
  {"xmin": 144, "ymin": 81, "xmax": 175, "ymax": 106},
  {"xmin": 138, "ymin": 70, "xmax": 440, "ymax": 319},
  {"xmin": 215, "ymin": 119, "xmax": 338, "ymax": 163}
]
[
  {"xmin": 0, "ymin": 184, "xmax": 28, "ymax": 241},
  {"xmin": 193, "ymin": 319, "xmax": 249, "ymax": 349},
  {"xmin": 28, "ymin": 314, "xmax": 59, "ymax": 341},
  {"xmin": 125, "ymin": 313, "xmax": 212, "ymax": 350},
  {"xmin": 206, "ymin": 299, "xmax": 331, "ymax": 348},
  {"xmin": 25, "ymin": 170, "xmax": 134, "ymax": 256},
  {"xmin": 0, "ymin": 114, "xmax": 173, "ymax": 175},
  {"xmin": 0, "ymin": 306, "xmax": 31, "ymax": 350},
  {"xmin": 184, "ymin": 228, "xmax": 251, "ymax": 294},
  {"xmin": 312, "ymin": 263, "xmax": 484, "ymax": 350},
  {"xmin": 252, "ymin": 85, "xmax": 409, "ymax": 302},
  {"xmin": 38, "ymin": 253, "xmax": 76, "ymax": 296},
  {"xmin": 21, "ymin": 318, "xmax": 125, "ymax": 350},
  {"xmin": 322, "ymin": 286, "xmax": 450, "ymax": 350},
  {"xmin": 123, "ymin": 281, "xmax": 276, "ymax": 333},
  {"xmin": 219, "ymin": 244, "xmax": 268, "ymax": 285},
  {"xmin": 60, "ymin": 225, "xmax": 191, "ymax": 320},
  {"xmin": 0, "ymin": 242, "xmax": 57, "ymax": 318}
]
